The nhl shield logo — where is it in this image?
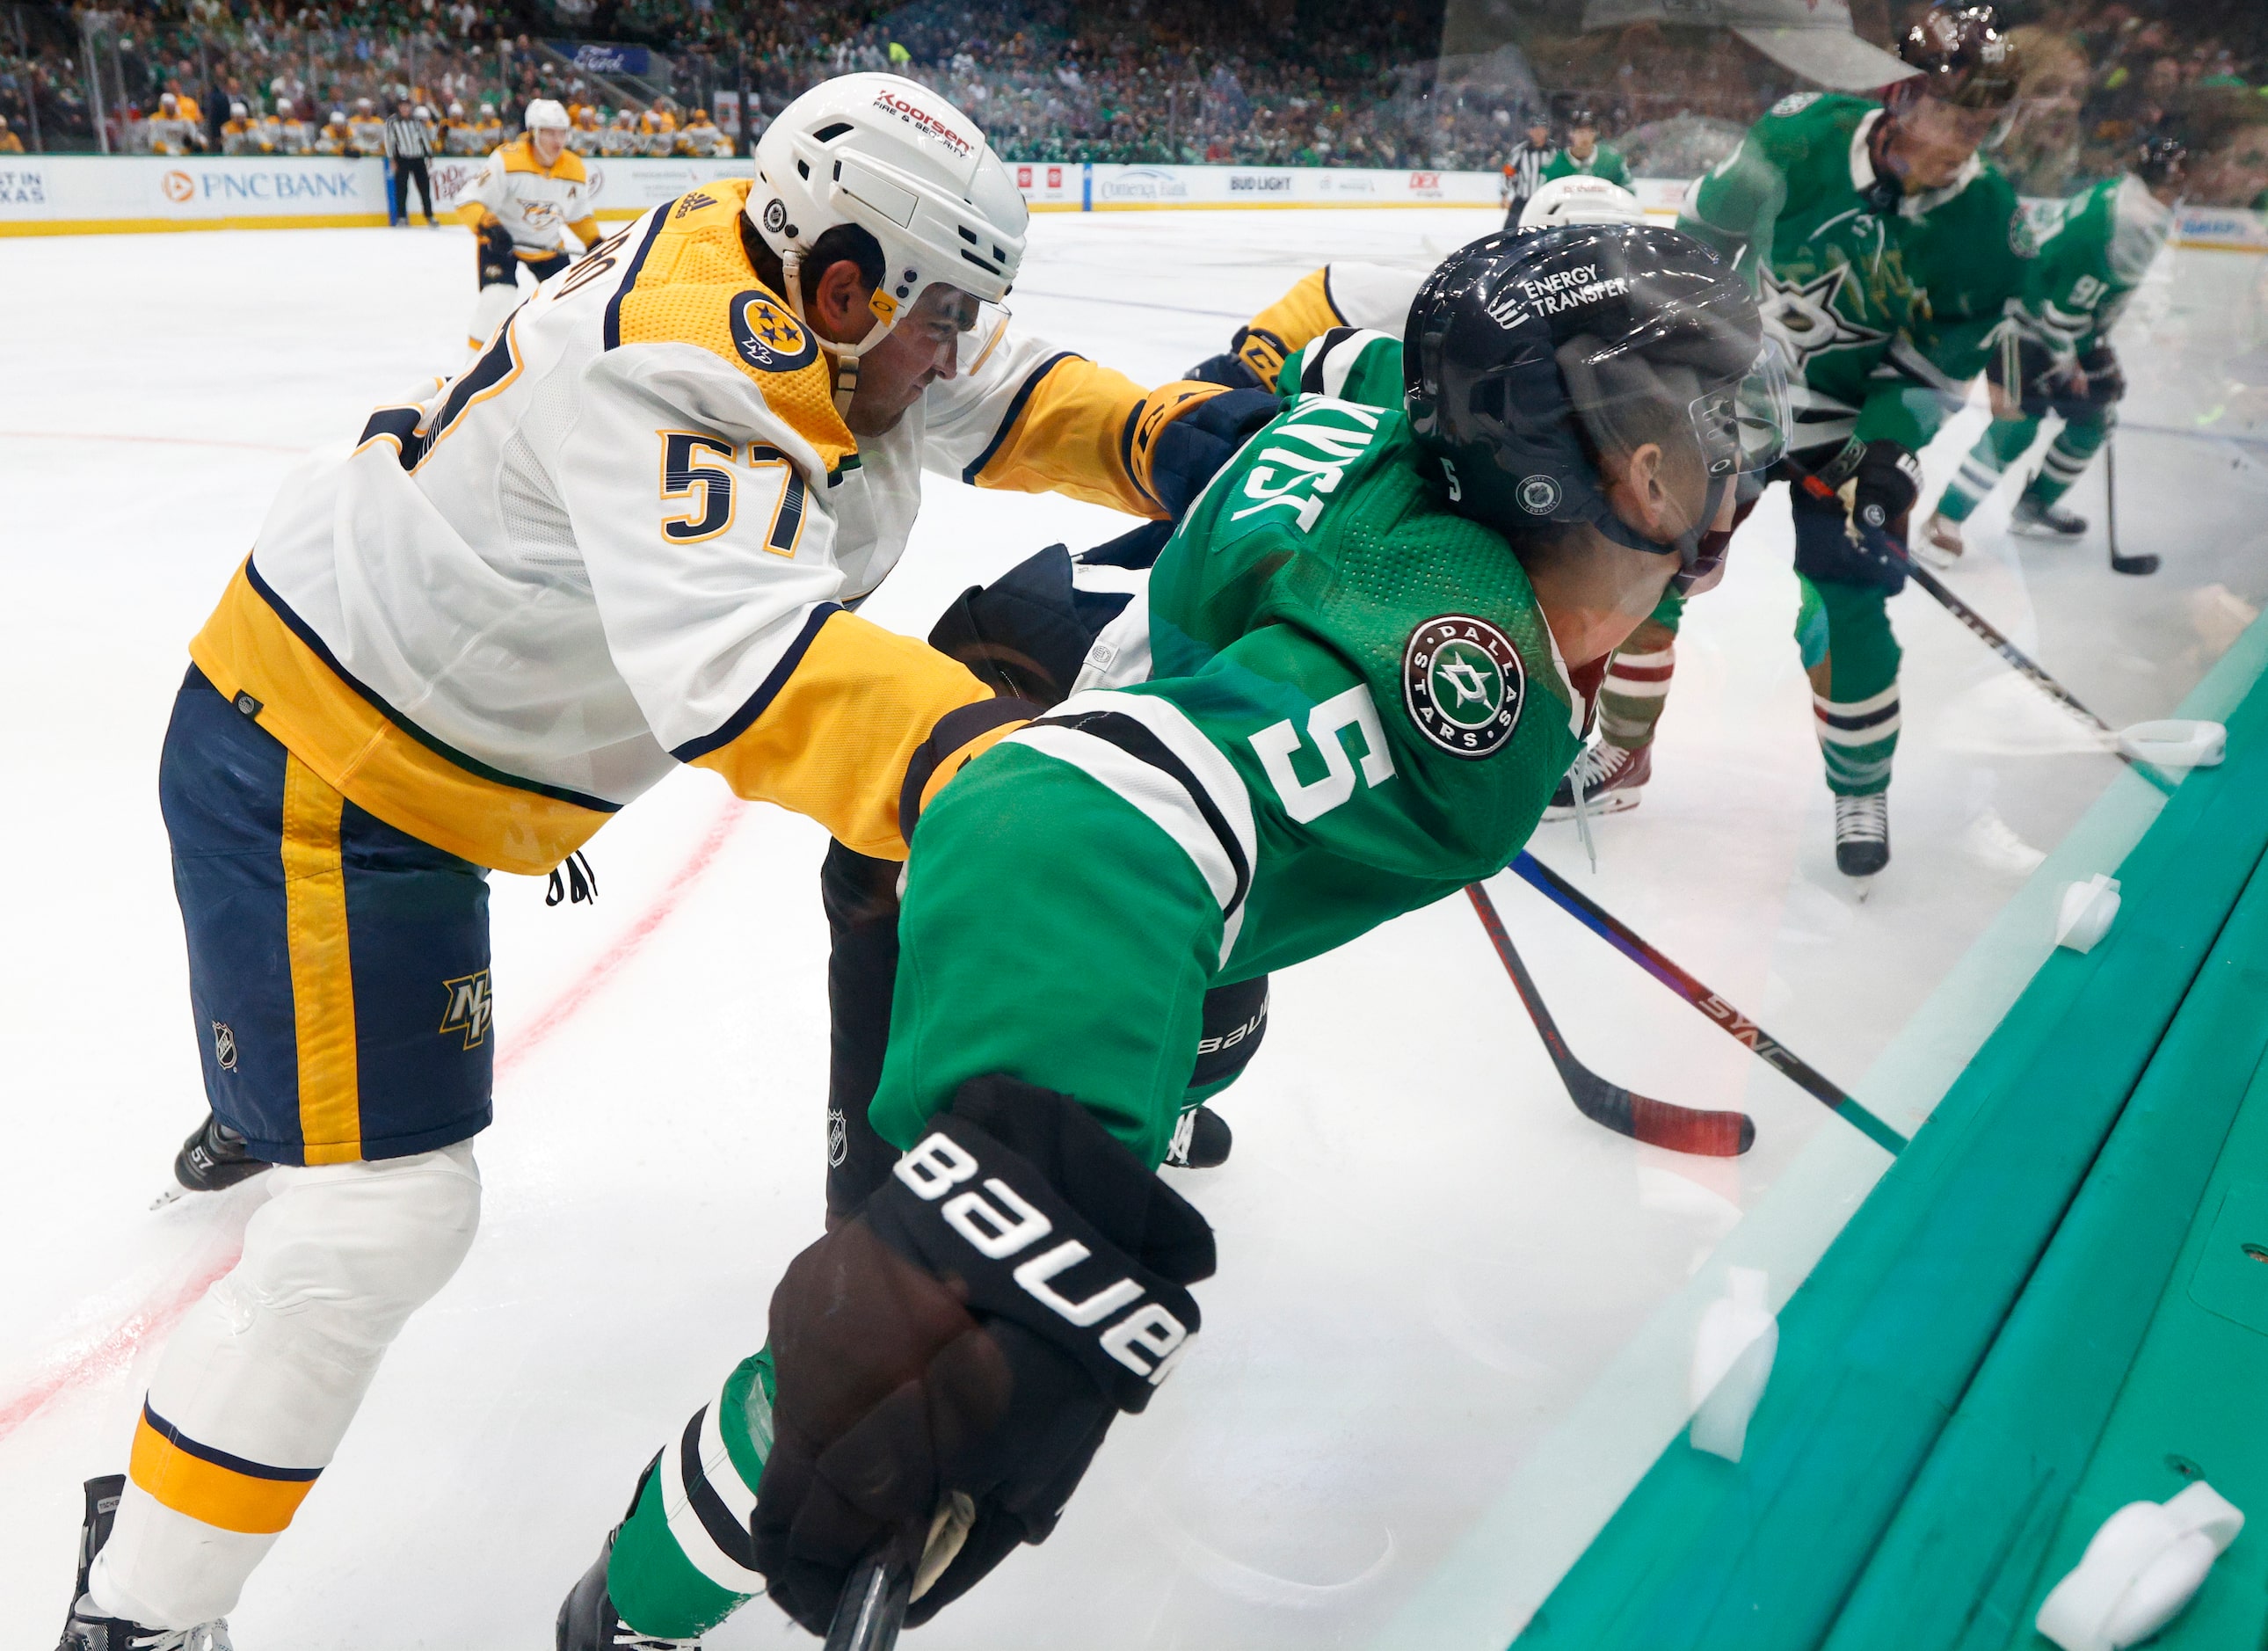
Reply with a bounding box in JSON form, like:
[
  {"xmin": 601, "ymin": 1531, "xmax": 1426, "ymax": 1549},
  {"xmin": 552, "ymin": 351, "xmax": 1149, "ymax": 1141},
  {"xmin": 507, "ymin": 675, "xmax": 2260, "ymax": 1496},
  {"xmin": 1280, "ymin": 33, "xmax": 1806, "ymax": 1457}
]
[
  {"xmin": 827, "ymin": 1106, "xmax": 849, "ymax": 1167},
  {"xmin": 1404, "ymin": 615, "xmax": 1524, "ymax": 759},
  {"xmin": 211, "ymin": 1022, "xmax": 238, "ymax": 1072},
  {"xmin": 729, "ymin": 290, "xmax": 818, "ymax": 374}
]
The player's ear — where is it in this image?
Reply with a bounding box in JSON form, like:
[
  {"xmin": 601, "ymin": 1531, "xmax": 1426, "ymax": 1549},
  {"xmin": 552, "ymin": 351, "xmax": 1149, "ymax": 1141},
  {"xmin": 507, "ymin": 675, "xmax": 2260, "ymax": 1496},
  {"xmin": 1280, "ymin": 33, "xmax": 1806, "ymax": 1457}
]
[
  {"xmin": 809, "ymin": 258, "xmax": 876, "ymax": 346},
  {"xmin": 1601, "ymin": 441, "xmax": 1675, "ymax": 542}
]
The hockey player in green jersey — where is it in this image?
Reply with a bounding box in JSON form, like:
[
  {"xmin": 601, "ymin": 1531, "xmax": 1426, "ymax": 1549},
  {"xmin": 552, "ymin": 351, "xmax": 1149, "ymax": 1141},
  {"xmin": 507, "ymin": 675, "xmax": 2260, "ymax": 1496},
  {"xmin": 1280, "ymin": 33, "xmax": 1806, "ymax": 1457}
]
[
  {"xmin": 555, "ymin": 224, "xmax": 1784, "ymax": 1647},
  {"xmin": 1541, "ymin": 108, "xmax": 1632, "ymax": 191},
  {"xmin": 1922, "ymin": 134, "xmax": 2186, "ymax": 557},
  {"xmin": 1550, "ymin": 6, "xmax": 2023, "ymax": 879}
]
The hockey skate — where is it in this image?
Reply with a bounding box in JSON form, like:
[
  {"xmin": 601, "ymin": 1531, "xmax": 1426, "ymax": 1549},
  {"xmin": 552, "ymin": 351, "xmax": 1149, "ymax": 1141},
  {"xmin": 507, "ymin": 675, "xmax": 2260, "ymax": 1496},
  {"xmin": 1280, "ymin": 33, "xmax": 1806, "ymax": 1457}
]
[
  {"xmin": 1915, "ymin": 512, "xmax": 1965, "ymax": 569},
  {"xmin": 1163, "ymin": 1104, "xmax": 1232, "ymax": 1169},
  {"xmin": 557, "ymin": 1529, "xmax": 703, "ymax": 1651},
  {"xmin": 2010, "ymin": 495, "xmax": 2087, "ymax": 538},
  {"xmin": 1543, "ymin": 741, "xmax": 1650, "ymax": 822},
  {"xmin": 55, "ymin": 1475, "xmax": 233, "ymax": 1651},
  {"xmin": 1834, "ymin": 793, "xmax": 1891, "ymax": 882}
]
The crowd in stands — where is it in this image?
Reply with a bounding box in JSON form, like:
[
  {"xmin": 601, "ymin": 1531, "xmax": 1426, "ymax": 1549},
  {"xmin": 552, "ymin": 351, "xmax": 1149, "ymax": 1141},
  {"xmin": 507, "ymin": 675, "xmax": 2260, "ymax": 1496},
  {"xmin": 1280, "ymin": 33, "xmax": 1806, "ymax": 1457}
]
[{"xmin": 2, "ymin": 0, "xmax": 2265, "ymax": 207}]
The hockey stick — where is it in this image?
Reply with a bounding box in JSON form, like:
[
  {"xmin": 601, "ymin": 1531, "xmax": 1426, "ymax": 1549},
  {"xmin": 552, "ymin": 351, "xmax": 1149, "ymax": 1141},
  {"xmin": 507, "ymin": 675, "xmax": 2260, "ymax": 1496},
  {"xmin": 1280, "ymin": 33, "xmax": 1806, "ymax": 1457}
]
[
  {"xmin": 1465, "ymin": 884, "xmax": 1755, "ymax": 1156},
  {"xmin": 1903, "ymin": 561, "xmax": 2177, "ymax": 796},
  {"xmin": 1508, "ymin": 855, "xmax": 1908, "ymax": 1155},
  {"xmin": 2105, "ymin": 434, "xmax": 2159, "ymax": 576},
  {"xmin": 825, "ymin": 1546, "xmax": 912, "ymax": 1651}
]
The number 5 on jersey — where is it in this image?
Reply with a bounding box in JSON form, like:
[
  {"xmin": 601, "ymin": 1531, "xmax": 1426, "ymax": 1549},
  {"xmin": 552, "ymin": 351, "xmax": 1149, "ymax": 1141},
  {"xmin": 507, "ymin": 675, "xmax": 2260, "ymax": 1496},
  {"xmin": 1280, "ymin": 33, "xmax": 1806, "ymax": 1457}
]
[{"xmin": 658, "ymin": 431, "xmax": 807, "ymax": 556}]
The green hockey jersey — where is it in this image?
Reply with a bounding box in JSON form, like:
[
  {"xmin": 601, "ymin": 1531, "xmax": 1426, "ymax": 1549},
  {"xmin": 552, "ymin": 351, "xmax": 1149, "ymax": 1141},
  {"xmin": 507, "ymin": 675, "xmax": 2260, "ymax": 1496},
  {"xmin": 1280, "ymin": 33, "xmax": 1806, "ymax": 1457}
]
[
  {"xmin": 1681, "ymin": 91, "xmax": 2031, "ymax": 454},
  {"xmin": 871, "ymin": 329, "xmax": 1587, "ymax": 1162},
  {"xmin": 2020, "ymin": 173, "xmax": 2171, "ymax": 360},
  {"xmin": 1543, "ymin": 143, "xmax": 1632, "ymax": 190}
]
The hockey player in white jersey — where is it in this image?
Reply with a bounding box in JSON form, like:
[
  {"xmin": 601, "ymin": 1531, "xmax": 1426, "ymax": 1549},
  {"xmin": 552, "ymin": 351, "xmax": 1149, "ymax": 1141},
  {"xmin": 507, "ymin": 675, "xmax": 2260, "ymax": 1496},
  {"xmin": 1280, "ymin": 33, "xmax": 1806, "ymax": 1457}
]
[
  {"xmin": 55, "ymin": 72, "xmax": 1278, "ymax": 1651},
  {"xmin": 458, "ymin": 98, "xmax": 603, "ymax": 349}
]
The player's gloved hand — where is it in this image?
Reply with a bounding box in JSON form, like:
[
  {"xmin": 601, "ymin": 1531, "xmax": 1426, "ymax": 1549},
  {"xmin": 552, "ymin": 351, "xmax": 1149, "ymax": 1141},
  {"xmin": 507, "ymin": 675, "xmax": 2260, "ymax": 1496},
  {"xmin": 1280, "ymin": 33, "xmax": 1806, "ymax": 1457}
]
[
  {"xmin": 1790, "ymin": 441, "xmax": 1915, "ymax": 597},
  {"xmin": 476, "ymin": 215, "xmax": 515, "ymax": 287},
  {"xmin": 927, "ymin": 543, "xmax": 1126, "ymax": 705},
  {"xmin": 1184, "ymin": 324, "xmax": 1287, "ymax": 395},
  {"xmin": 1132, "ymin": 383, "xmax": 1282, "ymax": 520},
  {"xmin": 2075, "ymin": 341, "xmax": 2125, "ymax": 410},
  {"xmin": 752, "ymin": 1075, "xmax": 1215, "ymax": 1633}
]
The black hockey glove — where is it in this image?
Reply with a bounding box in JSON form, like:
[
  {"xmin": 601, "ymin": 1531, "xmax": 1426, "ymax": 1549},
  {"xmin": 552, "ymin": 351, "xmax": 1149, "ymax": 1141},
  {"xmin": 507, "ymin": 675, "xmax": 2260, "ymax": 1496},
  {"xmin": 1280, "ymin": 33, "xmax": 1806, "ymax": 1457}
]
[
  {"xmin": 1790, "ymin": 440, "xmax": 1916, "ymax": 596},
  {"xmin": 1185, "ymin": 324, "xmax": 1288, "ymax": 394},
  {"xmin": 1851, "ymin": 439, "xmax": 1921, "ymax": 540},
  {"xmin": 926, "ymin": 543, "xmax": 1132, "ymax": 706},
  {"xmin": 752, "ymin": 1076, "xmax": 1215, "ymax": 1633},
  {"xmin": 475, "ymin": 216, "xmax": 515, "ymax": 288},
  {"xmin": 1140, "ymin": 386, "xmax": 1280, "ymax": 520},
  {"xmin": 2075, "ymin": 341, "xmax": 2126, "ymax": 410}
]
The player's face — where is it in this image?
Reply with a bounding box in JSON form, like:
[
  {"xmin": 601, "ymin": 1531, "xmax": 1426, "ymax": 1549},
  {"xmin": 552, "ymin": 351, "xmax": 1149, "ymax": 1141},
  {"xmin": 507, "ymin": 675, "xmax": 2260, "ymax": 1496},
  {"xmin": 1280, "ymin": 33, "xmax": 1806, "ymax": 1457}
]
[
  {"xmin": 1570, "ymin": 127, "xmax": 1596, "ymax": 156},
  {"xmin": 533, "ymin": 127, "xmax": 567, "ymax": 164},
  {"xmin": 1884, "ymin": 94, "xmax": 2004, "ymax": 189},
  {"xmin": 846, "ymin": 283, "xmax": 980, "ymax": 436}
]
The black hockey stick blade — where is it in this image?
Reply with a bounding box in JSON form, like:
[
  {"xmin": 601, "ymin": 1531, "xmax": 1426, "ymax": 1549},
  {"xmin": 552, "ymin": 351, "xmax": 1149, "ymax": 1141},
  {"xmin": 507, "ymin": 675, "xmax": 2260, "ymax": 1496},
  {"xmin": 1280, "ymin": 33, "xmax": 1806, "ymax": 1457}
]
[
  {"xmin": 2104, "ymin": 439, "xmax": 2158, "ymax": 576},
  {"xmin": 1466, "ymin": 884, "xmax": 1755, "ymax": 1157},
  {"xmin": 824, "ymin": 1546, "xmax": 912, "ymax": 1651}
]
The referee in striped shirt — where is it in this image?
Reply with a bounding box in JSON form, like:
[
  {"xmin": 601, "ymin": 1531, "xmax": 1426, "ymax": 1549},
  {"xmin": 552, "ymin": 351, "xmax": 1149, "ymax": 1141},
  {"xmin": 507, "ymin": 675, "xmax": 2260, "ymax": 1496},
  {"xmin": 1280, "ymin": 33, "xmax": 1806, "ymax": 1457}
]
[
  {"xmin": 383, "ymin": 99, "xmax": 438, "ymax": 227},
  {"xmin": 1502, "ymin": 110, "xmax": 1555, "ymax": 229}
]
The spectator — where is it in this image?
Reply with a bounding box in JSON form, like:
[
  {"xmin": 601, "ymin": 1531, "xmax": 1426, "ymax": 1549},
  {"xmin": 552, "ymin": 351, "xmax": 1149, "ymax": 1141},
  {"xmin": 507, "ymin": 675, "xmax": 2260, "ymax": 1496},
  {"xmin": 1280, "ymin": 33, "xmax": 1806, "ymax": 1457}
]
[{"xmin": 0, "ymin": 114, "xmax": 20, "ymax": 155}]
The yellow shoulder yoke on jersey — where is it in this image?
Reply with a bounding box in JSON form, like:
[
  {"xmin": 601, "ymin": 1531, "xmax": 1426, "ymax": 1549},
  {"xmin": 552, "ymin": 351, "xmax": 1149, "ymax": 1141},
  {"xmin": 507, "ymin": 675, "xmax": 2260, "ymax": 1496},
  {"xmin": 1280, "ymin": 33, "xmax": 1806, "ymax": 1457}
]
[
  {"xmin": 608, "ymin": 179, "xmax": 857, "ymax": 476},
  {"xmin": 501, "ymin": 132, "xmax": 588, "ymax": 182}
]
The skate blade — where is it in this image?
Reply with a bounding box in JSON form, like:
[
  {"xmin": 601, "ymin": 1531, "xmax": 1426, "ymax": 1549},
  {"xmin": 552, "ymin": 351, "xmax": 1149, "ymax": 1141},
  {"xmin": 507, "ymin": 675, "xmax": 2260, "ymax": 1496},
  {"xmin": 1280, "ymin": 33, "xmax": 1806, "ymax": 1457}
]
[
  {"xmin": 149, "ymin": 1184, "xmax": 186, "ymax": 1211},
  {"xmin": 1541, "ymin": 789, "xmax": 1643, "ymax": 824}
]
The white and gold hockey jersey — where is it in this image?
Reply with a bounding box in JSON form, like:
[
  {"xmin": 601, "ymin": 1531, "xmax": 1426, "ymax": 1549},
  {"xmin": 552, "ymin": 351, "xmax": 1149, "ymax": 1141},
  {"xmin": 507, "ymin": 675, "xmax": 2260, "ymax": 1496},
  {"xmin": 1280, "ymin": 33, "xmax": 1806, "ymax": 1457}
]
[
  {"xmin": 190, "ymin": 182, "xmax": 1207, "ymax": 876},
  {"xmin": 460, "ymin": 134, "xmax": 600, "ymax": 256}
]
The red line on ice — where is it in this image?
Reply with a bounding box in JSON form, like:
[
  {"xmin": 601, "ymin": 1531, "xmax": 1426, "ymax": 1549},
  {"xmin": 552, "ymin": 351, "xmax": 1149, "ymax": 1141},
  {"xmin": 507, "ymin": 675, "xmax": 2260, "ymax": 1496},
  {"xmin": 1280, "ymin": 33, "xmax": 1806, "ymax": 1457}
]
[{"xmin": 0, "ymin": 797, "xmax": 749, "ymax": 1447}]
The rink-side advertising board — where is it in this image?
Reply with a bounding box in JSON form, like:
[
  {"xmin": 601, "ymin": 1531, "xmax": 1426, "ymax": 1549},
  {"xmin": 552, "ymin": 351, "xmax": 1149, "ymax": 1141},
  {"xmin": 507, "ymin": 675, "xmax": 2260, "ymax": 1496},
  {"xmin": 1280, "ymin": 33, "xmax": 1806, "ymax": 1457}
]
[
  {"xmin": 16, "ymin": 157, "xmax": 2268, "ymax": 244},
  {"xmin": 0, "ymin": 155, "xmax": 758, "ymax": 236}
]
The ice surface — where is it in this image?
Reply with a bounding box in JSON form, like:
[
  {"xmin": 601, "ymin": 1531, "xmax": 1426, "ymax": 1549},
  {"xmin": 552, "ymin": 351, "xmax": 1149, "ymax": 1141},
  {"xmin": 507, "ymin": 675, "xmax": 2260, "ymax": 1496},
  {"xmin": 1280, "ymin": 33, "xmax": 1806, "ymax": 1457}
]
[{"xmin": 1, "ymin": 210, "xmax": 2262, "ymax": 1648}]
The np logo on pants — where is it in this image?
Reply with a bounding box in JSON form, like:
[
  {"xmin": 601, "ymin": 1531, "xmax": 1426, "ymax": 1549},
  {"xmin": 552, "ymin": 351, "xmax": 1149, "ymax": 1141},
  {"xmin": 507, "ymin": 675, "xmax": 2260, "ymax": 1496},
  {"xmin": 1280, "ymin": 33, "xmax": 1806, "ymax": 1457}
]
[{"xmin": 439, "ymin": 971, "xmax": 493, "ymax": 1050}]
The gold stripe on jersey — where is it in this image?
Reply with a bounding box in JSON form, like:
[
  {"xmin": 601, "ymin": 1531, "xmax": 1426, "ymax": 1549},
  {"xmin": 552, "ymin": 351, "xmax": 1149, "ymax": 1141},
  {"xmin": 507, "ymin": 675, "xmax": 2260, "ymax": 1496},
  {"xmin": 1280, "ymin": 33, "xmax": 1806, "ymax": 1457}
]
[
  {"xmin": 1239, "ymin": 268, "xmax": 1347, "ymax": 390},
  {"xmin": 970, "ymin": 354, "xmax": 1159, "ymax": 516},
  {"xmin": 130, "ymin": 1406, "xmax": 323, "ymax": 1535},
  {"xmin": 498, "ymin": 133, "xmax": 588, "ymax": 181},
  {"xmin": 190, "ymin": 561, "xmax": 616, "ymax": 876},
  {"xmin": 280, "ymin": 755, "xmax": 363, "ymax": 1165},
  {"xmin": 684, "ymin": 608, "xmax": 992, "ymax": 861},
  {"xmin": 607, "ymin": 180, "xmax": 858, "ymax": 479}
]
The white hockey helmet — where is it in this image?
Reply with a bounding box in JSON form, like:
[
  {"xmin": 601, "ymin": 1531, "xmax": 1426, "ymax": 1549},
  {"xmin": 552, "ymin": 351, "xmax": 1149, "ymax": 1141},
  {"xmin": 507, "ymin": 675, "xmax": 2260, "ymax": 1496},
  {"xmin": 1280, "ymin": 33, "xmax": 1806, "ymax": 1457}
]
[
  {"xmin": 1518, "ymin": 175, "xmax": 1648, "ymax": 233},
  {"xmin": 749, "ymin": 72, "xmax": 1027, "ymax": 356},
  {"xmin": 524, "ymin": 98, "xmax": 571, "ymax": 130}
]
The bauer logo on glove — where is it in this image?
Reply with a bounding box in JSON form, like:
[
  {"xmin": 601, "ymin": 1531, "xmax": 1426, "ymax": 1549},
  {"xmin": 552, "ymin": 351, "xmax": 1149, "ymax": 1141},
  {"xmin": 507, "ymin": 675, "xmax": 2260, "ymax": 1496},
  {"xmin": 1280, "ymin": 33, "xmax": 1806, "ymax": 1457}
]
[{"xmin": 896, "ymin": 1129, "xmax": 1196, "ymax": 1386}]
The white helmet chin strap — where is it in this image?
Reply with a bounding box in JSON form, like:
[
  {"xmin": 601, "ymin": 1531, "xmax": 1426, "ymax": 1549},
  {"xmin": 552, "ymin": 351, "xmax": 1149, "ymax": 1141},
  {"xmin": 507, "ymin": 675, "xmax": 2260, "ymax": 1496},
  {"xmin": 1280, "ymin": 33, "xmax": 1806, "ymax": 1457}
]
[{"xmin": 775, "ymin": 242, "xmax": 896, "ymax": 417}]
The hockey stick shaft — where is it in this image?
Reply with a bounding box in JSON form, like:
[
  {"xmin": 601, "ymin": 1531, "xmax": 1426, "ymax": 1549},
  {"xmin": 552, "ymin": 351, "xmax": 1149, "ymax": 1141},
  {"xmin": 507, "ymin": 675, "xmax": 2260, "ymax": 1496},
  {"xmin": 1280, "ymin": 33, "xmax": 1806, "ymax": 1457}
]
[
  {"xmin": 1466, "ymin": 884, "xmax": 1754, "ymax": 1157},
  {"xmin": 1905, "ymin": 562, "xmax": 2175, "ymax": 795},
  {"xmin": 1509, "ymin": 855, "xmax": 1908, "ymax": 1155},
  {"xmin": 824, "ymin": 1546, "xmax": 912, "ymax": 1651},
  {"xmin": 2104, "ymin": 435, "xmax": 2157, "ymax": 575}
]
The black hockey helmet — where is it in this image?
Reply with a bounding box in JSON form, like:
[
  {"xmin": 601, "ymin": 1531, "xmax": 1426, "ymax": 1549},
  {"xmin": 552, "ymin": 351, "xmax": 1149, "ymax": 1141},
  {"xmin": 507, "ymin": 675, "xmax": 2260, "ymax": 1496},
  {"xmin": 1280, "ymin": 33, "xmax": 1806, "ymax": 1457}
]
[
  {"xmin": 1895, "ymin": 6, "xmax": 2020, "ymax": 112},
  {"xmin": 1403, "ymin": 224, "xmax": 1785, "ymax": 580},
  {"xmin": 2133, "ymin": 130, "xmax": 2189, "ymax": 191},
  {"xmin": 1568, "ymin": 107, "xmax": 1599, "ymax": 131}
]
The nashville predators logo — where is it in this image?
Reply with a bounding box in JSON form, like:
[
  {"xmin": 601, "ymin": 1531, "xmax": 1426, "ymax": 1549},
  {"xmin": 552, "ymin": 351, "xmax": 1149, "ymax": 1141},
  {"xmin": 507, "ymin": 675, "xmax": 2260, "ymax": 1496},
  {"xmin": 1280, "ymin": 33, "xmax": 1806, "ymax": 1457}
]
[
  {"xmin": 729, "ymin": 290, "xmax": 818, "ymax": 374},
  {"xmin": 1404, "ymin": 615, "xmax": 1523, "ymax": 759},
  {"xmin": 439, "ymin": 971, "xmax": 494, "ymax": 1051}
]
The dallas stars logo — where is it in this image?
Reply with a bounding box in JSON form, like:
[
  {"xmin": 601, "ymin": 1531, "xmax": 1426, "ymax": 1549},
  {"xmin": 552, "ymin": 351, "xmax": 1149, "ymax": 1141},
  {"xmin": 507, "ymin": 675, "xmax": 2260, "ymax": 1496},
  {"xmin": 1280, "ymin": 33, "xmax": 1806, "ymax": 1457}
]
[
  {"xmin": 1403, "ymin": 615, "xmax": 1524, "ymax": 759},
  {"xmin": 1758, "ymin": 261, "xmax": 1887, "ymax": 374}
]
